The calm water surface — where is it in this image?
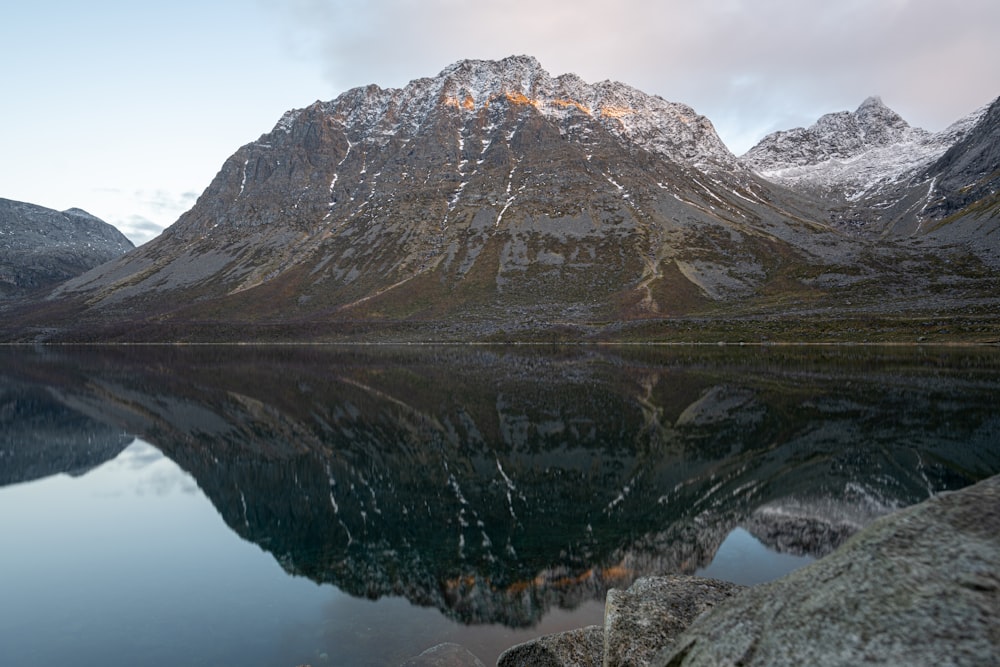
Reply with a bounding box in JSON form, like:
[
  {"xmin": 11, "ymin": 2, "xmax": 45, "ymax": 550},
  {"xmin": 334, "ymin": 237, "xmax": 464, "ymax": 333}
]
[{"xmin": 1, "ymin": 345, "xmax": 998, "ymax": 666}]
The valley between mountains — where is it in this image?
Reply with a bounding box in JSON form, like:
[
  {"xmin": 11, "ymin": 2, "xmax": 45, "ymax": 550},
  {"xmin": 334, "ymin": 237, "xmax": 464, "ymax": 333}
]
[{"xmin": 4, "ymin": 55, "xmax": 999, "ymax": 343}]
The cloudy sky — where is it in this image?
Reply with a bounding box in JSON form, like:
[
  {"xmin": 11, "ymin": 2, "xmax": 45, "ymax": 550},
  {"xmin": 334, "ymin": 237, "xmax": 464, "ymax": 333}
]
[{"xmin": 4, "ymin": 0, "xmax": 999, "ymax": 245}]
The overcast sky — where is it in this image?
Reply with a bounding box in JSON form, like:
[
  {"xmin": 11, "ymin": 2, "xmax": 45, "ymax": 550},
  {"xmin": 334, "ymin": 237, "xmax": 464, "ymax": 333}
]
[{"xmin": 4, "ymin": 0, "xmax": 999, "ymax": 245}]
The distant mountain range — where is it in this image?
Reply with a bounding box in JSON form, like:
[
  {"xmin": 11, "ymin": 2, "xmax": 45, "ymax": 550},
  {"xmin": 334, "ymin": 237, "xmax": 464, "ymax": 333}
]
[
  {"xmin": 3, "ymin": 56, "xmax": 997, "ymax": 343},
  {"xmin": 0, "ymin": 198, "xmax": 133, "ymax": 300}
]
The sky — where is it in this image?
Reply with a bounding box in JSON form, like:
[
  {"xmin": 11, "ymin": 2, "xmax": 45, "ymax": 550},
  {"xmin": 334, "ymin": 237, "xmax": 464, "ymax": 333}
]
[{"xmin": 3, "ymin": 0, "xmax": 999, "ymax": 245}]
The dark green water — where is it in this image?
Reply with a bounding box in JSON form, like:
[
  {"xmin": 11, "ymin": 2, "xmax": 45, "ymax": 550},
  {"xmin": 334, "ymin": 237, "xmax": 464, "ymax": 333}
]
[{"xmin": 1, "ymin": 345, "xmax": 998, "ymax": 666}]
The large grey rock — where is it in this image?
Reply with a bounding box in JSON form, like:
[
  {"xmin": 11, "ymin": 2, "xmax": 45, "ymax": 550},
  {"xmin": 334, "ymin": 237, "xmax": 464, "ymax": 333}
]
[
  {"xmin": 654, "ymin": 475, "xmax": 1000, "ymax": 667},
  {"xmin": 497, "ymin": 626, "xmax": 604, "ymax": 667},
  {"xmin": 397, "ymin": 642, "xmax": 485, "ymax": 667},
  {"xmin": 603, "ymin": 576, "xmax": 746, "ymax": 667}
]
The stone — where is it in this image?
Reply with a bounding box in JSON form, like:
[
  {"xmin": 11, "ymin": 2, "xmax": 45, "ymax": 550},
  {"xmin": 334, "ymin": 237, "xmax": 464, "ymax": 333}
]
[
  {"xmin": 397, "ymin": 642, "xmax": 485, "ymax": 667},
  {"xmin": 603, "ymin": 576, "xmax": 746, "ymax": 667},
  {"xmin": 497, "ymin": 626, "xmax": 604, "ymax": 667},
  {"xmin": 653, "ymin": 474, "xmax": 1000, "ymax": 667}
]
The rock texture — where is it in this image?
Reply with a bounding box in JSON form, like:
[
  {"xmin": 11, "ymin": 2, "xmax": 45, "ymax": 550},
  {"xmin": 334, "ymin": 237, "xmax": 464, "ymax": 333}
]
[
  {"xmin": 0, "ymin": 197, "xmax": 133, "ymax": 299},
  {"xmin": 494, "ymin": 576, "xmax": 746, "ymax": 667},
  {"xmin": 398, "ymin": 643, "xmax": 486, "ymax": 667},
  {"xmin": 921, "ymin": 95, "xmax": 1000, "ymax": 222},
  {"xmin": 603, "ymin": 576, "xmax": 745, "ymax": 667},
  {"xmin": 497, "ymin": 626, "xmax": 604, "ymax": 667},
  {"xmin": 653, "ymin": 474, "xmax": 1000, "ymax": 667}
]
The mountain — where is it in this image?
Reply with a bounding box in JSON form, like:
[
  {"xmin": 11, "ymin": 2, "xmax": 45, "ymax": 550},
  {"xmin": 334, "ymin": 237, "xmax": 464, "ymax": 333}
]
[
  {"xmin": 742, "ymin": 96, "xmax": 985, "ymax": 199},
  {"xmin": 3, "ymin": 57, "xmax": 999, "ymax": 343},
  {"xmin": 0, "ymin": 198, "xmax": 134, "ymax": 300},
  {"xmin": 741, "ymin": 96, "xmax": 999, "ymax": 246}
]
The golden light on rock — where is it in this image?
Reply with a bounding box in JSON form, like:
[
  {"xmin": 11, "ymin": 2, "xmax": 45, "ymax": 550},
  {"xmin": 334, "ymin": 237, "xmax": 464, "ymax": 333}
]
[
  {"xmin": 504, "ymin": 91, "xmax": 543, "ymax": 108},
  {"xmin": 599, "ymin": 106, "xmax": 635, "ymax": 119},
  {"xmin": 550, "ymin": 98, "xmax": 593, "ymax": 115}
]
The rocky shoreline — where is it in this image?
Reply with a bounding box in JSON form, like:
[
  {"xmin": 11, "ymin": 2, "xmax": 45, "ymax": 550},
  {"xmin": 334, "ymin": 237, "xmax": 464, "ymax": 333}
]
[{"xmin": 399, "ymin": 474, "xmax": 999, "ymax": 666}]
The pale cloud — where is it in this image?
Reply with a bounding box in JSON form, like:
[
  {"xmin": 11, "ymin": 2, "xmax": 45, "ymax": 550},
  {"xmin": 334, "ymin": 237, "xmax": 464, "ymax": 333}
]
[
  {"xmin": 117, "ymin": 216, "xmax": 166, "ymax": 247},
  {"xmin": 88, "ymin": 189, "xmax": 201, "ymax": 246}
]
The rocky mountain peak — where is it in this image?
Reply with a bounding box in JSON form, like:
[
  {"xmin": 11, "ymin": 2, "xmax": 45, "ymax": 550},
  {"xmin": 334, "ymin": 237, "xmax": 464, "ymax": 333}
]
[
  {"xmin": 744, "ymin": 96, "xmax": 922, "ymax": 173},
  {"xmin": 738, "ymin": 96, "xmax": 986, "ymax": 202},
  {"xmin": 852, "ymin": 95, "xmax": 912, "ymax": 143},
  {"xmin": 300, "ymin": 55, "xmax": 736, "ymax": 171},
  {"xmin": 436, "ymin": 54, "xmax": 548, "ymax": 94},
  {"xmin": 20, "ymin": 58, "xmax": 999, "ymax": 344},
  {"xmin": 919, "ymin": 94, "xmax": 1000, "ymax": 220}
]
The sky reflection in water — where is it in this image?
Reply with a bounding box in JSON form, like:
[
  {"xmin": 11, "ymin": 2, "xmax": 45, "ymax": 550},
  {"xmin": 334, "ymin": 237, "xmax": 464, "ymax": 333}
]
[{"xmin": 0, "ymin": 440, "xmax": 613, "ymax": 667}]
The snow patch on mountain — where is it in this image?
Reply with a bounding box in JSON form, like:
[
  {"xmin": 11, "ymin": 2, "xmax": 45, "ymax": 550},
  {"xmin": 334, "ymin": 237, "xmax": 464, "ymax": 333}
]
[
  {"xmin": 278, "ymin": 55, "xmax": 736, "ymax": 171},
  {"xmin": 743, "ymin": 97, "xmax": 988, "ymax": 199}
]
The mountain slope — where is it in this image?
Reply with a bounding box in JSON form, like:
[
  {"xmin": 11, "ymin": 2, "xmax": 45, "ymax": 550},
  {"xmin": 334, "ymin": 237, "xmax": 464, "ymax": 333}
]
[
  {"xmin": 921, "ymin": 95, "xmax": 1000, "ymax": 221},
  {"xmin": 0, "ymin": 198, "xmax": 133, "ymax": 299}
]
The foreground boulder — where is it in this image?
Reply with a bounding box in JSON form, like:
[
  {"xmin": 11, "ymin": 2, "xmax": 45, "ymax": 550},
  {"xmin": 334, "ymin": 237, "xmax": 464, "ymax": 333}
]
[
  {"xmin": 498, "ymin": 577, "xmax": 744, "ymax": 667},
  {"xmin": 497, "ymin": 626, "xmax": 604, "ymax": 667},
  {"xmin": 398, "ymin": 642, "xmax": 485, "ymax": 667},
  {"xmin": 603, "ymin": 576, "xmax": 746, "ymax": 667},
  {"xmin": 654, "ymin": 475, "xmax": 1000, "ymax": 666}
]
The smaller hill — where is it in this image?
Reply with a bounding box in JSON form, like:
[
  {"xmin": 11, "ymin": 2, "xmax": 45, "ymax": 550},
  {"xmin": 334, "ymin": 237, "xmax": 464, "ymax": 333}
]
[{"xmin": 0, "ymin": 198, "xmax": 134, "ymax": 299}]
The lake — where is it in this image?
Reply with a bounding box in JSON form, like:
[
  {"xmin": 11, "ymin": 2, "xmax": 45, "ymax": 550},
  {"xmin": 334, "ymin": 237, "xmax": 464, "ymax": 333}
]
[{"xmin": 2, "ymin": 344, "xmax": 998, "ymax": 666}]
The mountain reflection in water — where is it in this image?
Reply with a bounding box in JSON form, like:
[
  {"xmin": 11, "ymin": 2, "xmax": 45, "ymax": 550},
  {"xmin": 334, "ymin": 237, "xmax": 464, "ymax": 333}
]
[{"xmin": 2, "ymin": 344, "xmax": 998, "ymax": 630}]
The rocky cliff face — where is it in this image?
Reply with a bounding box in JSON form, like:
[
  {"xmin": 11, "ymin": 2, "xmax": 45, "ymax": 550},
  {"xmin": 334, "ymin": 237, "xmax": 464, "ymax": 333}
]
[
  {"xmin": 0, "ymin": 198, "xmax": 133, "ymax": 299},
  {"xmin": 921, "ymin": 96, "xmax": 1000, "ymax": 222}
]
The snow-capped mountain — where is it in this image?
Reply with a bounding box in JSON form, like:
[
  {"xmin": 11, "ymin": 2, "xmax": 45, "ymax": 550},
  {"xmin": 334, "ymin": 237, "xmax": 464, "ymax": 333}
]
[
  {"xmin": 742, "ymin": 96, "xmax": 988, "ymax": 201},
  {"xmin": 289, "ymin": 55, "xmax": 738, "ymax": 172}
]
